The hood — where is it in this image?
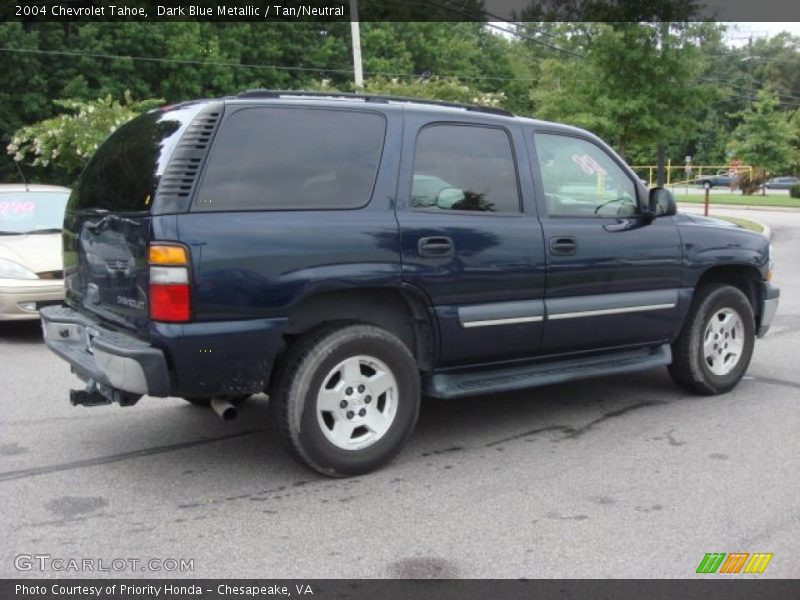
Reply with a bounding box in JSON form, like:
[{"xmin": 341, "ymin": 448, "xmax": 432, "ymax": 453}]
[
  {"xmin": 0, "ymin": 233, "xmax": 63, "ymax": 274},
  {"xmin": 681, "ymin": 213, "xmax": 742, "ymax": 229}
]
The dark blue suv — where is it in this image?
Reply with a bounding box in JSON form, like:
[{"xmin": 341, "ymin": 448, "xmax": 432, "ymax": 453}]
[{"xmin": 41, "ymin": 91, "xmax": 779, "ymax": 476}]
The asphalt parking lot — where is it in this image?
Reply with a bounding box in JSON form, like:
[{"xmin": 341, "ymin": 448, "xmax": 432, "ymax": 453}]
[{"xmin": 1, "ymin": 208, "xmax": 798, "ymax": 579}]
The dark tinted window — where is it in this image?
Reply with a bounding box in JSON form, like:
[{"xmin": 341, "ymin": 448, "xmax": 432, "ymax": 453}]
[
  {"xmin": 71, "ymin": 103, "xmax": 205, "ymax": 213},
  {"xmin": 194, "ymin": 107, "xmax": 385, "ymax": 211},
  {"xmin": 411, "ymin": 124, "xmax": 520, "ymax": 213}
]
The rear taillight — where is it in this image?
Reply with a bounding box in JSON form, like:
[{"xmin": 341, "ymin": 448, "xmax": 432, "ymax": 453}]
[{"xmin": 148, "ymin": 244, "xmax": 191, "ymax": 322}]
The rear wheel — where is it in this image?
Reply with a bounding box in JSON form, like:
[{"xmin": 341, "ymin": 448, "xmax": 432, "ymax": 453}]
[
  {"xmin": 272, "ymin": 323, "xmax": 420, "ymax": 477},
  {"xmin": 668, "ymin": 284, "xmax": 755, "ymax": 395}
]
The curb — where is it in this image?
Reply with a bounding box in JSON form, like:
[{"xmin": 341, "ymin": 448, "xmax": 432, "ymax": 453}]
[{"xmin": 676, "ymin": 202, "xmax": 798, "ymax": 212}]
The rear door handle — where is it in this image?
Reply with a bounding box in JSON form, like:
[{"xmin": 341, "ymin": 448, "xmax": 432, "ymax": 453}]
[
  {"xmin": 418, "ymin": 236, "xmax": 454, "ymax": 257},
  {"xmin": 549, "ymin": 236, "xmax": 577, "ymax": 255}
]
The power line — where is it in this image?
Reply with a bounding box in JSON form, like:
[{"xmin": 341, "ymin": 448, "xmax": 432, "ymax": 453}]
[
  {"xmin": 3, "ymin": 29, "xmax": 796, "ymax": 103},
  {"xmin": 487, "ymin": 18, "xmax": 560, "ymax": 42},
  {"xmin": 0, "ymin": 46, "xmax": 357, "ymax": 73},
  {"xmin": 0, "ymin": 46, "xmax": 539, "ymax": 82},
  {"xmin": 698, "ymin": 75, "xmax": 800, "ymax": 105}
]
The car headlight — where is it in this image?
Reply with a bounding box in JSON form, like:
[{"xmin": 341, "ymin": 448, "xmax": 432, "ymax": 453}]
[{"xmin": 0, "ymin": 258, "xmax": 39, "ymax": 280}]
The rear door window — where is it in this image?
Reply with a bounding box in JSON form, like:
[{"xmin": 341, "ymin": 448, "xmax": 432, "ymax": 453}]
[
  {"xmin": 411, "ymin": 124, "xmax": 521, "ymax": 213},
  {"xmin": 193, "ymin": 107, "xmax": 386, "ymax": 211}
]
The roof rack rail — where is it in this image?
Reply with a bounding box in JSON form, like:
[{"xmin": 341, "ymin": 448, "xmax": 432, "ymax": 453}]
[{"xmin": 234, "ymin": 89, "xmax": 514, "ymax": 117}]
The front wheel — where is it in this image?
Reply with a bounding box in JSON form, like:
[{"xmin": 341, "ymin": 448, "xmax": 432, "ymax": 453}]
[
  {"xmin": 272, "ymin": 323, "xmax": 421, "ymax": 477},
  {"xmin": 668, "ymin": 284, "xmax": 755, "ymax": 395}
]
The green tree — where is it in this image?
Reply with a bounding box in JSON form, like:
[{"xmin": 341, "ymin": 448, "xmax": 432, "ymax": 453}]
[
  {"xmin": 531, "ymin": 22, "xmax": 718, "ymax": 162},
  {"xmin": 749, "ymin": 33, "xmax": 800, "ymax": 110},
  {"xmin": 7, "ymin": 93, "xmax": 161, "ymax": 184},
  {"xmin": 0, "ymin": 22, "xmax": 54, "ymax": 183},
  {"xmin": 728, "ymin": 87, "xmax": 798, "ymax": 194}
]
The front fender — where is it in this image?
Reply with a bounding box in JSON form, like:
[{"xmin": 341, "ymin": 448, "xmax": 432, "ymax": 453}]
[{"xmin": 677, "ymin": 215, "xmax": 769, "ymax": 287}]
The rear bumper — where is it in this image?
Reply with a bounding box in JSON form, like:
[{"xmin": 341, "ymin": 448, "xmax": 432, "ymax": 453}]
[
  {"xmin": 757, "ymin": 282, "xmax": 780, "ymax": 338},
  {"xmin": 40, "ymin": 305, "xmax": 171, "ymax": 397},
  {"xmin": 41, "ymin": 305, "xmax": 289, "ymax": 400},
  {"xmin": 0, "ymin": 279, "xmax": 64, "ymax": 321}
]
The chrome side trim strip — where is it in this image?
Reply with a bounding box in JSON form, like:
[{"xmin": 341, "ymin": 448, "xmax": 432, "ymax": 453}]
[
  {"xmin": 547, "ymin": 303, "xmax": 676, "ymax": 320},
  {"xmin": 457, "ymin": 299, "xmax": 545, "ymax": 328},
  {"xmin": 462, "ymin": 315, "xmax": 544, "ymax": 328}
]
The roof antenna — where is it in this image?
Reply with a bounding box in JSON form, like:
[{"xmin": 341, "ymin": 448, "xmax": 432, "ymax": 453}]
[{"xmin": 13, "ymin": 159, "xmax": 30, "ymax": 191}]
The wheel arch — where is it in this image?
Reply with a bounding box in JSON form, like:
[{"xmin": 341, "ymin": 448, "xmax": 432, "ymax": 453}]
[
  {"xmin": 277, "ymin": 286, "xmax": 437, "ymax": 380},
  {"xmin": 694, "ymin": 264, "xmax": 763, "ymax": 324}
]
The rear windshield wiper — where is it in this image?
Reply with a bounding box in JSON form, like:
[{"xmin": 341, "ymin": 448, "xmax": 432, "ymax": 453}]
[{"xmin": 85, "ymin": 213, "xmax": 142, "ymax": 233}]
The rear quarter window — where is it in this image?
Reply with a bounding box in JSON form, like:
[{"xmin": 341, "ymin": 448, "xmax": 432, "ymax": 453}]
[
  {"xmin": 70, "ymin": 103, "xmax": 206, "ymax": 213},
  {"xmin": 193, "ymin": 106, "xmax": 386, "ymax": 212}
]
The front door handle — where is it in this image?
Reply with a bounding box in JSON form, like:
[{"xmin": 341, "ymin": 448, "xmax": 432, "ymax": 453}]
[
  {"xmin": 418, "ymin": 236, "xmax": 454, "ymax": 257},
  {"xmin": 549, "ymin": 236, "xmax": 577, "ymax": 255}
]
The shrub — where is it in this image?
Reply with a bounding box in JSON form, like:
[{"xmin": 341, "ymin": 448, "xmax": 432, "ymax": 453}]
[
  {"xmin": 737, "ymin": 168, "xmax": 768, "ymax": 195},
  {"xmin": 7, "ymin": 92, "xmax": 162, "ymax": 182},
  {"xmin": 300, "ymin": 77, "xmax": 507, "ymax": 109},
  {"xmin": 361, "ymin": 76, "xmax": 506, "ymax": 108},
  {"xmin": 790, "ymin": 183, "xmax": 800, "ymax": 199}
]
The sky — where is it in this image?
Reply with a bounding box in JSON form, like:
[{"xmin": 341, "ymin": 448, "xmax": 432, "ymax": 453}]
[
  {"xmin": 726, "ymin": 22, "xmax": 800, "ymax": 45},
  {"xmin": 488, "ymin": 21, "xmax": 800, "ymax": 46}
]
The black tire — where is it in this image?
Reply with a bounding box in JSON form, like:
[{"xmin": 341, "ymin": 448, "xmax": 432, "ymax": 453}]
[
  {"xmin": 668, "ymin": 284, "xmax": 755, "ymax": 395},
  {"xmin": 272, "ymin": 323, "xmax": 420, "ymax": 477},
  {"xmin": 183, "ymin": 394, "xmax": 251, "ymax": 407}
]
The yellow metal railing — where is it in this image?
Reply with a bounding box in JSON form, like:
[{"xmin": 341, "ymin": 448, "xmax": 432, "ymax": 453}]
[{"xmin": 631, "ymin": 163, "xmax": 752, "ymax": 189}]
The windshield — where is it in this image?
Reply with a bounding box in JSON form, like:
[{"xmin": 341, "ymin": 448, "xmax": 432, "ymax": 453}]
[{"xmin": 0, "ymin": 191, "xmax": 70, "ymax": 234}]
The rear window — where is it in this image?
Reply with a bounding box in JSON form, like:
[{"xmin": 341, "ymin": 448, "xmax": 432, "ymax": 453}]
[
  {"xmin": 0, "ymin": 191, "xmax": 69, "ymax": 234},
  {"xmin": 70, "ymin": 103, "xmax": 206, "ymax": 213},
  {"xmin": 193, "ymin": 107, "xmax": 385, "ymax": 211}
]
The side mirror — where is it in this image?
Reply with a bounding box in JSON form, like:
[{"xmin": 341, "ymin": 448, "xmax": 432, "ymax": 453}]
[
  {"xmin": 648, "ymin": 187, "xmax": 676, "ymax": 217},
  {"xmin": 435, "ymin": 187, "xmax": 465, "ymax": 210}
]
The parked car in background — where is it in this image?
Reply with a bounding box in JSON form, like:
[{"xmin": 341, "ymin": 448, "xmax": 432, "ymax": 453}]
[
  {"xmin": 764, "ymin": 176, "xmax": 799, "ymax": 190},
  {"xmin": 696, "ymin": 170, "xmax": 738, "ymax": 188},
  {"xmin": 0, "ymin": 184, "xmax": 70, "ymax": 320}
]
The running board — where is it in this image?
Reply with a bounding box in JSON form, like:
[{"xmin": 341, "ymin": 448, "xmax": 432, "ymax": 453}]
[{"xmin": 424, "ymin": 344, "xmax": 671, "ymax": 399}]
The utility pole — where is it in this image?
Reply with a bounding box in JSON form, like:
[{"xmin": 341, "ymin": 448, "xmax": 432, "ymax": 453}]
[
  {"xmin": 350, "ymin": 0, "xmax": 364, "ymax": 88},
  {"xmin": 747, "ymin": 36, "xmax": 753, "ymax": 110},
  {"xmin": 656, "ymin": 21, "xmax": 669, "ymax": 187}
]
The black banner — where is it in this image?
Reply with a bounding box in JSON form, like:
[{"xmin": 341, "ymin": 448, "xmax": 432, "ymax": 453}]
[
  {"xmin": 3, "ymin": 0, "xmax": 800, "ymax": 23},
  {"xmin": 3, "ymin": 580, "xmax": 800, "ymax": 600}
]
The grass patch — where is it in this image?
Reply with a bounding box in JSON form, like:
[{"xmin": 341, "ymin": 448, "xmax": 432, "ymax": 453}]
[
  {"xmin": 710, "ymin": 215, "xmax": 764, "ymax": 233},
  {"xmin": 673, "ymin": 192, "xmax": 800, "ymax": 208}
]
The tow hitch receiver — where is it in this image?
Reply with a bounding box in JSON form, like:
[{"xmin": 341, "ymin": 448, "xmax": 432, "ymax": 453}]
[{"xmin": 70, "ymin": 379, "xmax": 142, "ymax": 407}]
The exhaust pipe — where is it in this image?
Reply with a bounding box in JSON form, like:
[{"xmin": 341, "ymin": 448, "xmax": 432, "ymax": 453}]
[{"xmin": 210, "ymin": 397, "xmax": 238, "ymax": 421}]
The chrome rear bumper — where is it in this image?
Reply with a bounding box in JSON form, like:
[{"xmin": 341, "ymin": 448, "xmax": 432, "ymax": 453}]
[{"xmin": 40, "ymin": 305, "xmax": 170, "ymax": 398}]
